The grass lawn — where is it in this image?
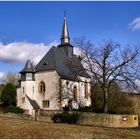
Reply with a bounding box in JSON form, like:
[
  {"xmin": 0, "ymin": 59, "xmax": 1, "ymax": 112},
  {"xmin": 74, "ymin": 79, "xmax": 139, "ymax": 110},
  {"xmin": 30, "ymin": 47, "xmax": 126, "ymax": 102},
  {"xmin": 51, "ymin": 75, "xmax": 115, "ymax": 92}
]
[{"xmin": 0, "ymin": 116, "xmax": 140, "ymax": 139}]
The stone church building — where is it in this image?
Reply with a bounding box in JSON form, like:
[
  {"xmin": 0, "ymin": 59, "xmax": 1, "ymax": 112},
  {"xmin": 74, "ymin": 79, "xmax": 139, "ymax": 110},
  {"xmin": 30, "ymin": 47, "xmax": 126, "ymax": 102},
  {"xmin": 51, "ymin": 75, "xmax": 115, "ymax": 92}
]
[{"xmin": 16, "ymin": 16, "xmax": 91, "ymax": 115}]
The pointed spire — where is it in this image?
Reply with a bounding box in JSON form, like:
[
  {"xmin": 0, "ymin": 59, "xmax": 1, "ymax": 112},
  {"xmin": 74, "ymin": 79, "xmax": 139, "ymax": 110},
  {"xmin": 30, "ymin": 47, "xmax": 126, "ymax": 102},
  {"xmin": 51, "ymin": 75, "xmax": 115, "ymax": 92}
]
[
  {"xmin": 61, "ymin": 11, "xmax": 70, "ymax": 44},
  {"xmin": 20, "ymin": 59, "xmax": 35, "ymax": 73}
]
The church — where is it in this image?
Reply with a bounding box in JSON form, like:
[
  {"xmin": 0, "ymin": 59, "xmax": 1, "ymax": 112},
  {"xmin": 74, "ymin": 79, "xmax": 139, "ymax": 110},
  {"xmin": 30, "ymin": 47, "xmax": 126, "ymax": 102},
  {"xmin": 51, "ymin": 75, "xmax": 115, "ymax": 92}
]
[{"xmin": 16, "ymin": 15, "xmax": 91, "ymax": 116}]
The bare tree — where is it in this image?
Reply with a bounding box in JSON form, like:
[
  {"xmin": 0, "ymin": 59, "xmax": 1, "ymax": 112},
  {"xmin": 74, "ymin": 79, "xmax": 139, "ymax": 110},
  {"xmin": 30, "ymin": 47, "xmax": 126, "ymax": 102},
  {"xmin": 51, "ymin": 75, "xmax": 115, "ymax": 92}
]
[
  {"xmin": 75, "ymin": 38, "xmax": 140, "ymax": 113},
  {"xmin": 2, "ymin": 72, "xmax": 20, "ymax": 86},
  {"xmin": 58, "ymin": 79, "xmax": 78, "ymax": 111}
]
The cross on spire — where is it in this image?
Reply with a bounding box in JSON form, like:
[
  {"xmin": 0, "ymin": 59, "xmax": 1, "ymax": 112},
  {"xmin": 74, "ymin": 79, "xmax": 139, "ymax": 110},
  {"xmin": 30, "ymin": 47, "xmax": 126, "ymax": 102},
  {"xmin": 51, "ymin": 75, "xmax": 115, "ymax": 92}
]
[{"xmin": 64, "ymin": 10, "xmax": 66, "ymax": 17}]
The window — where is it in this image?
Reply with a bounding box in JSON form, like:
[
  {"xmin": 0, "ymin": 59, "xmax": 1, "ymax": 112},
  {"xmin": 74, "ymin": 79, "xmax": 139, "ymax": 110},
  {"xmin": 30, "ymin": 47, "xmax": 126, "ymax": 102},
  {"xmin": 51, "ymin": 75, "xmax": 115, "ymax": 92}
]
[
  {"xmin": 22, "ymin": 97, "xmax": 25, "ymax": 103},
  {"xmin": 26, "ymin": 73, "xmax": 32, "ymax": 80},
  {"xmin": 85, "ymin": 81, "xmax": 88, "ymax": 99},
  {"xmin": 73, "ymin": 86, "xmax": 77, "ymax": 101},
  {"xmin": 39, "ymin": 81, "xmax": 45, "ymax": 94},
  {"xmin": 43, "ymin": 100, "xmax": 49, "ymax": 108},
  {"xmin": 44, "ymin": 61, "xmax": 48, "ymax": 65},
  {"xmin": 22, "ymin": 87, "xmax": 25, "ymax": 93},
  {"xmin": 66, "ymin": 81, "xmax": 69, "ymax": 86}
]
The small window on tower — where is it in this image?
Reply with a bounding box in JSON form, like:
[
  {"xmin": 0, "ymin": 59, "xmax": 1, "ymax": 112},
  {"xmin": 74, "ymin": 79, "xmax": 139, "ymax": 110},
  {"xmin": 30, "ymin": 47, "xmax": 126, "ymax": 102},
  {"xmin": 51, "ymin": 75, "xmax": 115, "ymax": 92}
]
[{"xmin": 26, "ymin": 73, "xmax": 32, "ymax": 80}]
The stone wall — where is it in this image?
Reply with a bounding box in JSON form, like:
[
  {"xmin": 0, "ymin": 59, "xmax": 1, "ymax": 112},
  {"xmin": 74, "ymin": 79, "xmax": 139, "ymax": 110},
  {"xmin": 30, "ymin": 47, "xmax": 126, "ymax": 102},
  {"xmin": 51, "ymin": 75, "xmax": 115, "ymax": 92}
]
[
  {"xmin": 40, "ymin": 110, "xmax": 138, "ymax": 128},
  {"xmin": 127, "ymin": 95, "xmax": 140, "ymax": 118},
  {"xmin": 0, "ymin": 111, "xmax": 138, "ymax": 128},
  {"xmin": 79, "ymin": 113, "xmax": 138, "ymax": 128}
]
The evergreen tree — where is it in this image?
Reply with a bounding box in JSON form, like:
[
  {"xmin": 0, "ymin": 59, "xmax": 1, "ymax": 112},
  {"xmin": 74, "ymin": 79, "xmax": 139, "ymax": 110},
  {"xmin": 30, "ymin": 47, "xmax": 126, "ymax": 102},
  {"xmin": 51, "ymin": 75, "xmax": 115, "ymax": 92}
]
[{"xmin": 1, "ymin": 83, "xmax": 16, "ymax": 107}]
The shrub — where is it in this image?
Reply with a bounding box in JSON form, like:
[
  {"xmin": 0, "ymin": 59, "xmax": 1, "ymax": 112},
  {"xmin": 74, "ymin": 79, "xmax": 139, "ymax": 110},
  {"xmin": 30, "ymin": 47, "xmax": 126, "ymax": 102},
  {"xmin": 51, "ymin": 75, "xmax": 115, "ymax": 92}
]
[
  {"xmin": 51, "ymin": 112, "xmax": 80, "ymax": 124},
  {"xmin": 62, "ymin": 106, "xmax": 70, "ymax": 111},
  {"xmin": 78, "ymin": 106, "xmax": 93, "ymax": 112},
  {"xmin": 5, "ymin": 105, "xmax": 24, "ymax": 114},
  {"xmin": 1, "ymin": 83, "xmax": 16, "ymax": 107}
]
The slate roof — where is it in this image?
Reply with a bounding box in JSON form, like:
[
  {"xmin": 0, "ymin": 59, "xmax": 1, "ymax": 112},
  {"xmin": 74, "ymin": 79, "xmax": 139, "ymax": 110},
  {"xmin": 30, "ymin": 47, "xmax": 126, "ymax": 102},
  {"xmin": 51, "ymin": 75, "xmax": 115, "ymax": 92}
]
[
  {"xmin": 20, "ymin": 59, "xmax": 35, "ymax": 73},
  {"xmin": 35, "ymin": 43, "xmax": 90, "ymax": 81},
  {"xmin": 57, "ymin": 42, "xmax": 73, "ymax": 48},
  {"xmin": 26, "ymin": 95, "xmax": 40, "ymax": 109}
]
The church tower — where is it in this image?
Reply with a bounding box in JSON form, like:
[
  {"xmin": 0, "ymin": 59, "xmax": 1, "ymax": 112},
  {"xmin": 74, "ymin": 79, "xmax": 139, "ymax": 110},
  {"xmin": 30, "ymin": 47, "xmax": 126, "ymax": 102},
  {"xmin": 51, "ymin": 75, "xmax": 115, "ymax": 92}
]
[
  {"xmin": 58, "ymin": 13, "xmax": 73, "ymax": 58},
  {"xmin": 20, "ymin": 59, "xmax": 35, "ymax": 81}
]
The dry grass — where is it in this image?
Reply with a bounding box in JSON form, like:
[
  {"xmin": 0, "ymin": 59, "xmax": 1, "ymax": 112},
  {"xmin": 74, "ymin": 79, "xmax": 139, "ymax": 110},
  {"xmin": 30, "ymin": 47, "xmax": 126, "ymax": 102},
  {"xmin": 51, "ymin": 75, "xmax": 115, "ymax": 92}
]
[{"xmin": 0, "ymin": 116, "xmax": 140, "ymax": 139}]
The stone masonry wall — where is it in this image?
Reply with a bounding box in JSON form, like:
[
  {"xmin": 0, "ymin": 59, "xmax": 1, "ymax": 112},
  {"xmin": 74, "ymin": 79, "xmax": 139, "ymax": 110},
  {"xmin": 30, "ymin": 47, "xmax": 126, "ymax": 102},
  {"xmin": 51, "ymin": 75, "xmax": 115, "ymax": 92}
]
[{"xmin": 79, "ymin": 113, "xmax": 138, "ymax": 128}]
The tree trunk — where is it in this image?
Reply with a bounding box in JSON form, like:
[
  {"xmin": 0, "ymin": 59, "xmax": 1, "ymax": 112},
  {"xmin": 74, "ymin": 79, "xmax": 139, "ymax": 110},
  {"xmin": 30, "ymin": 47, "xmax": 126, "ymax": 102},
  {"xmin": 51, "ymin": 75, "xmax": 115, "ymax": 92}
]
[{"xmin": 103, "ymin": 88, "xmax": 108, "ymax": 113}]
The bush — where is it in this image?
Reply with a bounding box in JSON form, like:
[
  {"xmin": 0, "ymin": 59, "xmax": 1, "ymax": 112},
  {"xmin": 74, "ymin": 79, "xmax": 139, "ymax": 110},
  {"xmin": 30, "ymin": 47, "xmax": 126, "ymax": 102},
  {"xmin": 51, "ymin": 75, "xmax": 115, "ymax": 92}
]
[
  {"xmin": 1, "ymin": 83, "xmax": 16, "ymax": 107},
  {"xmin": 78, "ymin": 106, "xmax": 93, "ymax": 112},
  {"xmin": 5, "ymin": 105, "xmax": 24, "ymax": 114},
  {"xmin": 51, "ymin": 112, "xmax": 80, "ymax": 124},
  {"xmin": 62, "ymin": 106, "xmax": 70, "ymax": 111}
]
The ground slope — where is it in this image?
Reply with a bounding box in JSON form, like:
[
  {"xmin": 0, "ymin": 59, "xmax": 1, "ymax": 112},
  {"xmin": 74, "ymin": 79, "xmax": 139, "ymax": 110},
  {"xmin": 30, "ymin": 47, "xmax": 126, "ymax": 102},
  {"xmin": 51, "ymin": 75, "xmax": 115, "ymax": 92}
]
[{"xmin": 0, "ymin": 116, "xmax": 140, "ymax": 139}]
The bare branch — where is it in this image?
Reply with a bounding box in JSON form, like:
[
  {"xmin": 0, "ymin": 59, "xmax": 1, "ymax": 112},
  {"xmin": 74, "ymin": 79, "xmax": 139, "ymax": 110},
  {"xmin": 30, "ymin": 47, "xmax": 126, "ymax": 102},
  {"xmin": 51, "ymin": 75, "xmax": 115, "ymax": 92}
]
[{"xmin": 74, "ymin": 38, "xmax": 140, "ymax": 113}]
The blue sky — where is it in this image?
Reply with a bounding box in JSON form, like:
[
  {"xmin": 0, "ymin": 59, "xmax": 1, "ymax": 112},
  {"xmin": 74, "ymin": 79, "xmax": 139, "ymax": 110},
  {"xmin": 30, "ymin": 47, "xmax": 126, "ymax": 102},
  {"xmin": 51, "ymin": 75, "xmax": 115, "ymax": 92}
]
[{"xmin": 0, "ymin": 1, "xmax": 140, "ymax": 78}]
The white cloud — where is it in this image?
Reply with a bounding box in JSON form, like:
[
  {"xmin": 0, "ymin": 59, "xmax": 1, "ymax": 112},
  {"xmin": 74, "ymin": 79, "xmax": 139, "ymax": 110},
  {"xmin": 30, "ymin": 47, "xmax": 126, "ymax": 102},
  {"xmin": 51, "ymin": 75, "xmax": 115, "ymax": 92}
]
[
  {"xmin": 135, "ymin": 80, "xmax": 140, "ymax": 86},
  {"xmin": 0, "ymin": 72, "xmax": 6, "ymax": 79},
  {"xmin": 129, "ymin": 17, "xmax": 140, "ymax": 31},
  {"xmin": 0, "ymin": 41, "xmax": 58, "ymax": 65},
  {"xmin": 74, "ymin": 47, "xmax": 81, "ymax": 56},
  {"xmin": 0, "ymin": 72, "xmax": 6, "ymax": 83},
  {"xmin": 0, "ymin": 40, "xmax": 82, "ymax": 66}
]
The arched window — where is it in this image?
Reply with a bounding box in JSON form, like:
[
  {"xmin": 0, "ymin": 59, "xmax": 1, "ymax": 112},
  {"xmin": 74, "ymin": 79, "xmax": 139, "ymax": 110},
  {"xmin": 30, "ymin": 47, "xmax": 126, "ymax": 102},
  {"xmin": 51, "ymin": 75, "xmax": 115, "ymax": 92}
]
[
  {"xmin": 84, "ymin": 81, "xmax": 88, "ymax": 99},
  {"xmin": 39, "ymin": 81, "xmax": 45, "ymax": 94},
  {"xmin": 73, "ymin": 86, "xmax": 77, "ymax": 101}
]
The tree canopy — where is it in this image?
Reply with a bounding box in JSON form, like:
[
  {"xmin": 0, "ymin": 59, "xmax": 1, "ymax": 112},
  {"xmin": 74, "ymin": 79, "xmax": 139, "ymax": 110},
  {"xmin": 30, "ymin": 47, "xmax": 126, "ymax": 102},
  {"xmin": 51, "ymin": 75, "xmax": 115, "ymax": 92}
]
[
  {"xmin": 1, "ymin": 83, "xmax": 16, "ymax": 107},
  {"xmin": 75, "ymin": 38, "xmax": 140, "ymax": 113}
]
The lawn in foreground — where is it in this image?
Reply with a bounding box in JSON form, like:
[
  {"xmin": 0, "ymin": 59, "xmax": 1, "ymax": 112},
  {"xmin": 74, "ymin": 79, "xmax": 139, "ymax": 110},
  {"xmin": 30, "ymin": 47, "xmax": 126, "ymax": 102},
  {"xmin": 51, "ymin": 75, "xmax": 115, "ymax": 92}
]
[{"xmin": 0, "ymin": 116, "xmax": 140, "ymax": 139}]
